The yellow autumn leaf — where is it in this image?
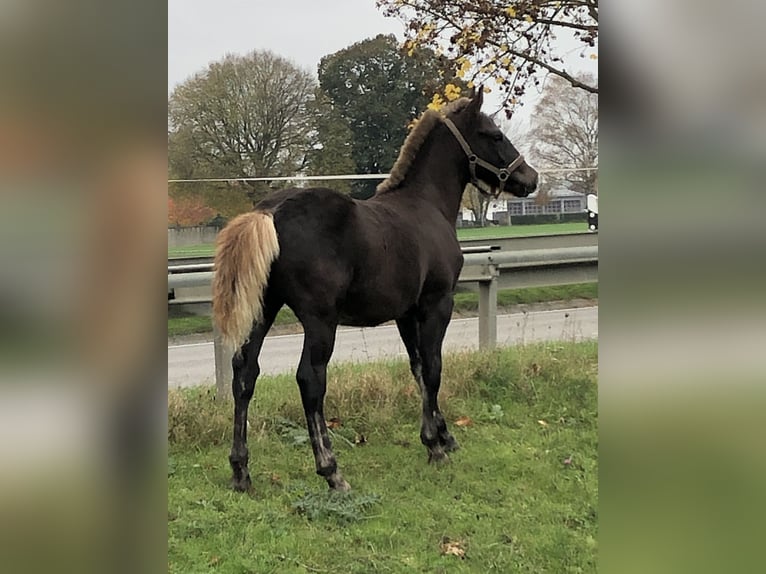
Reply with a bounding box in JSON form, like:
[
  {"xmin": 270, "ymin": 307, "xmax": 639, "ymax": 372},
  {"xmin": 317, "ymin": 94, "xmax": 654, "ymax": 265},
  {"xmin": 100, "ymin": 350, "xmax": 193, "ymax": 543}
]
[
  {"xmin": 455, "ymin": 416, "xmax": 473, "ymax": 427},
  {"xmin": 444, "ymin": 83, "xmax": 462, "ymax": 101},
  {"xmin": 505, "ymin": 6, "xmax": 516, "ymax": 18},
  {"xmin": 483, "ymin": 86, "xmax": 492, "ymax": 94},
  {"xmin": 524, "ymin": 14, "xmax": 533, "ymax": 23},
  {"xmin": 590, "ymin": 53, "xmax": 598, "ymax": 59},
  {"xmin": 440, "ymin": 537, "xmax": 467, "ymax": 559},
  {"xmin": 427, "ymin": 93, "xmax": 445, "ymax": 111}
]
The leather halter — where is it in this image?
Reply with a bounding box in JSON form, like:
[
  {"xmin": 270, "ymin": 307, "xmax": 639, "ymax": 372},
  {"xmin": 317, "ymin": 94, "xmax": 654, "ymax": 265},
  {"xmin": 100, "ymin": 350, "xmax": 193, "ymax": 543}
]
[{"xmin": 442, "ymin": 116, "xmax": 526, "ymax": 197}]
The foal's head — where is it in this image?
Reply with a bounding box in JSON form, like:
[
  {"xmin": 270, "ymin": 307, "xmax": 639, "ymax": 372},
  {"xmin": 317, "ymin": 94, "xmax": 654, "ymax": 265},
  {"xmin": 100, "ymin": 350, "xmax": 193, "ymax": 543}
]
[{"xmin": 445, "ymin": 89, "xmax": 538, "ymax": 198}]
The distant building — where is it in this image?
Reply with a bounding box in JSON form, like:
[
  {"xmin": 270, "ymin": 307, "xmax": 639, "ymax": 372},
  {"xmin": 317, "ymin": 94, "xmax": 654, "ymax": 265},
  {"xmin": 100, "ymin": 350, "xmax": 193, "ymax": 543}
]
[{"xmin": 459, "ymin": 187, "xmax": 588, "ymax": 224}]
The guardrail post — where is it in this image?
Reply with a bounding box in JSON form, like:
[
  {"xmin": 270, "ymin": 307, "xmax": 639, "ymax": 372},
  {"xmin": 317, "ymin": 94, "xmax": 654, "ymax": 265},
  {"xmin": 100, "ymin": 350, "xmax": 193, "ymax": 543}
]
[
  {"xmin": 213, "ymin": 326, "xmax": 232, "ymax": 400},
  {"xmin": 478, "ymin": 264, "xmax": 499, "ymax": 349}
]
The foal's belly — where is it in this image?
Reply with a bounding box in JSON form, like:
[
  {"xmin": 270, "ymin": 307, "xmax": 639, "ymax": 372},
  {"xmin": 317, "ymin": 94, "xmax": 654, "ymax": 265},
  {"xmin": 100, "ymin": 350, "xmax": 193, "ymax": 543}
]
[{"xmin": 336, "ymin": 289, "xmax": 415, "ymax": 327}]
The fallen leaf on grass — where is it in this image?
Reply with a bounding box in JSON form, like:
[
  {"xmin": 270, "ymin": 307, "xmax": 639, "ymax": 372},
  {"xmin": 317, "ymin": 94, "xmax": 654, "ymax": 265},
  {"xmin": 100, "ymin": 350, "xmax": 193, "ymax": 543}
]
[
  {"xmin": 327, "ymin": 417, "xmax": 342, "ymax": 429},
  {"xmin": 455, "ymin": 416, "xmax": 473, "ymax": 427},
  {"xmin": 537, "ymin": 419, "xmax": 548, "ymax": 427},
  {"xmin": 440, "ymin": 537, "xmax": 466, "ymax": 559}
]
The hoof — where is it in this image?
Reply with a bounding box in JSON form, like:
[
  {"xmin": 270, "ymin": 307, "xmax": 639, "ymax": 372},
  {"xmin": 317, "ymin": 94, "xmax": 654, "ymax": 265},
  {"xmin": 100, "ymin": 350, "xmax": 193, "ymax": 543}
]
[
  {"xmin": 231, "ymin": 473, "xmax": 252, "ymax": 492},
  {"xmin": 327, "ymin": 472, "xmax": 351, "ymax": 492},
  {"xmin": 442, "ymin": 434, "xmax": 460, "ymax": 452},
  {"xmin": 428, "ymin": 447, "xmax": 450, "ymax": 465},
  {"xmin": 331, "ymin": 479, "xmax": 352, "ymax": 492}
]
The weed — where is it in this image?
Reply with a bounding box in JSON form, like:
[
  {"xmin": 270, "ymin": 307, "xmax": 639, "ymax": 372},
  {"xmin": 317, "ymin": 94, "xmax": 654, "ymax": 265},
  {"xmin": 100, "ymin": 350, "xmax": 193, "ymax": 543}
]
[{"xmin": 291, "ymin": 491, "xmax": 381, "ymax": 523}]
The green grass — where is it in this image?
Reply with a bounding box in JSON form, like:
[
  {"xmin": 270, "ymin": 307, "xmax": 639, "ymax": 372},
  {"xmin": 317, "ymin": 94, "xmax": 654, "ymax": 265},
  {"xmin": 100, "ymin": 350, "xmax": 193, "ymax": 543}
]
[
  {"xmin": 167, "ymin": 314, "xmax": 215, "ymax": 337},
  {"xmin": 169, "ymin": 307, "xmax": 299, "ymax": 338},
  {"xmin": 455, "ymin": 222, "xmax": 587, "ymax": 240},
  {"xmin": 168, "ymin": 342, "xmax": 598, "ymax": 573},
  {"xmin": 168, "ymin": 222, "xmax": 589, "ymax": 258},
  {"xmin": 454, "ymin": 282, "xmax": 598, "ymax": 313},
  {"xmin": 168, "ymin": 283, "xmax": 597, "ymax": 338},
  {"xmin": 169, "ymin": 243, "xmax": 218, "ymax": 258}
]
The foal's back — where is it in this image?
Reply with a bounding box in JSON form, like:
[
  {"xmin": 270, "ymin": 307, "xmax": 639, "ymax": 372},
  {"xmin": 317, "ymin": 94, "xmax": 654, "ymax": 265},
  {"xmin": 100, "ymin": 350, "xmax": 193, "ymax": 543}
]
[{"xmin": 257, "ymin": 187, "xmax": 462, "ymax": 325}]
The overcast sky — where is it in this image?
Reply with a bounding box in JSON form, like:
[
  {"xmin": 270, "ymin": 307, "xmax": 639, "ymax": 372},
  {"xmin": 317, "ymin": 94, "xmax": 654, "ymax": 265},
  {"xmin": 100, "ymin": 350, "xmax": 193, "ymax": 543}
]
[{"xmin": 168, "ymin": 0, "xmax": 596, "ymax": 130}]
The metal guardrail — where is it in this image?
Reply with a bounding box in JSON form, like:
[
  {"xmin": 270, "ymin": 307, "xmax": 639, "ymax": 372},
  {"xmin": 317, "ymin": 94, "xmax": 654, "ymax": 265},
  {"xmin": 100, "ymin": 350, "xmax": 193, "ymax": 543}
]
[
  {"xmin": 168, "ymin": 243, "xmax": 598, "ymax": 396},
  {"xmin": 168, "ymin": 231, "xmax": 598, "ymax": 266}
]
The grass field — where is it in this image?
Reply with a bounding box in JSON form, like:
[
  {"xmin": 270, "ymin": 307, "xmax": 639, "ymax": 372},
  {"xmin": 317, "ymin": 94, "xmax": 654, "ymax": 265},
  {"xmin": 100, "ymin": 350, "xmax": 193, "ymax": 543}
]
[
  {"xmin": 168, "ymin": 222, "xmax": 589, "ymax": 258},
  {"xmin": 168, "ymin": 306, "xmax": 299, "ymax": 338},
  {"xmin": 455, "ymin": 222, "xmax": 587, "ymax": 241},
  {"xmin": 168, "ymin": 342, "xmax": 598, "ymax": 573},
  {"xmin": 168, "ymin": 282, "xmax": 598, "ymax": 338}
]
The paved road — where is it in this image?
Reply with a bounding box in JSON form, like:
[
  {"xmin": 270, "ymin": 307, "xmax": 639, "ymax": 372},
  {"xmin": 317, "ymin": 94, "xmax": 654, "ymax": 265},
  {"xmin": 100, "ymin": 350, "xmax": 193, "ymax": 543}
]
[{"xmin": 168, "ymin": 306, "xmax": 597, "ymax": 388}]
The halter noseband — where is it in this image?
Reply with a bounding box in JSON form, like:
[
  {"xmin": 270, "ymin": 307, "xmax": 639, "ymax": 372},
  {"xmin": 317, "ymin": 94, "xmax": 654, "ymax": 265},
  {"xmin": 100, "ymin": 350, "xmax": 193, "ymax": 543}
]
[{"xmin": 442, "ymin": 116, "xmax": 525, "ymax": 197}]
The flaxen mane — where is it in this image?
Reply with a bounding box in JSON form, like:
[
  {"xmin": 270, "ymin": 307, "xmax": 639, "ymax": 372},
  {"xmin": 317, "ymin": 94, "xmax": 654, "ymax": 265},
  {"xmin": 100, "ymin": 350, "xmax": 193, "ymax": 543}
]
[{"xmin": 376, "ymin": 97, "xmax": 472, "ymax": 193}]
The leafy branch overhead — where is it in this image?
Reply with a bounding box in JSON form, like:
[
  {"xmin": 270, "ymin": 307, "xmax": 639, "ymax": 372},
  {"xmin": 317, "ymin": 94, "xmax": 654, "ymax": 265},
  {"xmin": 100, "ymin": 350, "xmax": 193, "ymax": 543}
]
[{"xmin": 377, "ymin": 0, "xmax": 598, "ymax": 116}]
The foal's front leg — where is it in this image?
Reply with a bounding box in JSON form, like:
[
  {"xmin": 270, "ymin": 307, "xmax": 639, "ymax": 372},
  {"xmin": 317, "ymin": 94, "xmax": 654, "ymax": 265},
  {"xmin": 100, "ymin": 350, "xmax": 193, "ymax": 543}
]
[
  {"xmin": 415, "ymin": 295, "xmax": 459, "ymax": 463},
  {"xmin": 296, "ymin": 318, "xmax": 350, "ymax": 491},
  {"xmin": 397, "ymin": 312, "xmax": 459, "ymax": 455}
]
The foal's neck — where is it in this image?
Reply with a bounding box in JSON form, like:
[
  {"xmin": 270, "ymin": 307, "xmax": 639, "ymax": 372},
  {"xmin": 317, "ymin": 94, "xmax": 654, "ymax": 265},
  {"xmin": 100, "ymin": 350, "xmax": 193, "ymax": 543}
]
[{"xmin": 382, "ymin": 124, "xmax": 470, "ymax": 222}]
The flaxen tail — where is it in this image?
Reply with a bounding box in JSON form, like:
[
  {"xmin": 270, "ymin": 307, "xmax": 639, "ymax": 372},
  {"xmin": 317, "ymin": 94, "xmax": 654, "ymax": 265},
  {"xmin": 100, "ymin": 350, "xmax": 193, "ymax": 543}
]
[{"xmin": 213, "ymin": 211, "xmax": 280, "ymax": 352}]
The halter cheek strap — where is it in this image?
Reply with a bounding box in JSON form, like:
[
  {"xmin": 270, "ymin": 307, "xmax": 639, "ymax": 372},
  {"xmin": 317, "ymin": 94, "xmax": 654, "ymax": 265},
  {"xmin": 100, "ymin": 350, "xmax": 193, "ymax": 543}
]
[{"xmin": 442, "ymin": 117, "xmax": 525, "ymax": 197}]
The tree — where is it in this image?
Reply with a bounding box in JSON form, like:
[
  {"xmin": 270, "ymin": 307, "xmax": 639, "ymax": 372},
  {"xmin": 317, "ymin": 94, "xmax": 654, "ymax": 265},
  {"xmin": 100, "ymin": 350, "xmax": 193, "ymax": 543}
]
[
  {"xmin": 304, "ymin": 88, "xmax": 357, "ymax": 194},
  {"xmin": 528, "ymin": 73, "xmax": 598, "ymax": 197},
  {"xmin": 461, "ymin": 183, "xmax": 491, "ymax": 225},
  {"xmin": 318, "ymin": 34, "xmax": 462, "ymax": 198},
  {"xmin": 168, "ymin": 50, "xmax": 316, "ymax": 205},
  {"xmin": 168, "ymin": 196, "xmax": 216, "ymax": 227},
  {"xmin": 376, "ymin": 1, "xmax": 598, "ymax": 117}
]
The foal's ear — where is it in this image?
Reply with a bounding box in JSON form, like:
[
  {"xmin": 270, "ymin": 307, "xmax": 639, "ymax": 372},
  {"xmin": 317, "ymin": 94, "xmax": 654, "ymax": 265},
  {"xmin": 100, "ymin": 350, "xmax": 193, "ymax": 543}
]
[{"xmin": 467, "ymin": 85, "xmax": 484, "ymax": 115}]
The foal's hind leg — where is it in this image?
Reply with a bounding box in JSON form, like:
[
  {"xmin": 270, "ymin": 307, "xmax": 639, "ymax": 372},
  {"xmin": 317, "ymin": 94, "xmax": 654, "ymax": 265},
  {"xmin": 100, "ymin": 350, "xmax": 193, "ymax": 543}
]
[
  {"xmin": 397, "ymin": 313, "xmax": 459, "ymax": 454},
  {"xmin": 415, "ymin": 294, "xmax": 459, "ymax": 463},
  {"xmin": 229, "ymin": 295, "xmax": 281, "ymax": 492},
  {"xmin": 295, "ymin": 316, "xmax": 349, "ymax": 491}
]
